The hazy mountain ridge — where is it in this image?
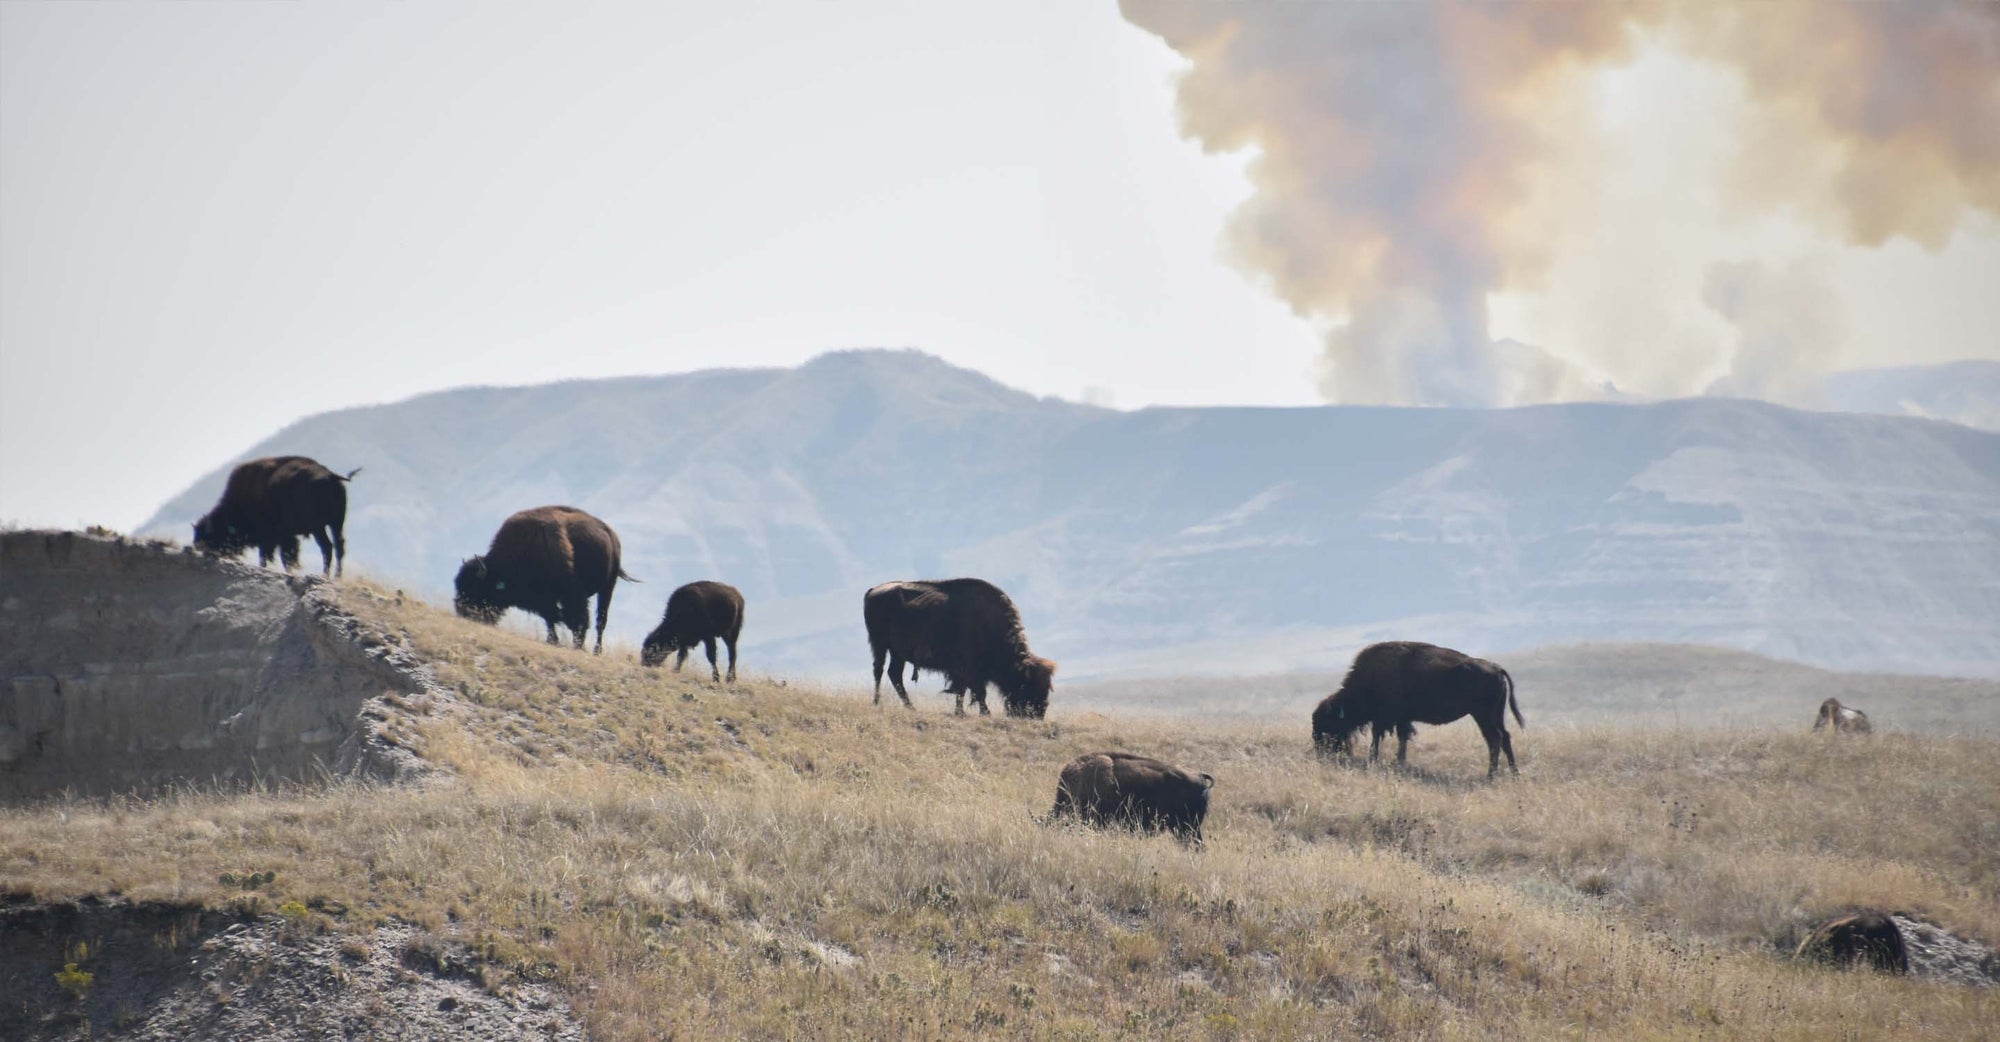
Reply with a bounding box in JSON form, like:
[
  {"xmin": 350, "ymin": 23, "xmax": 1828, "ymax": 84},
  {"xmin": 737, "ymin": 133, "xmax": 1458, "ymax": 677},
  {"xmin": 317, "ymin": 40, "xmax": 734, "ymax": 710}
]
[
  {"xmin": 1822, "ymin": 360, "xmax": 2000, "ymax": 431},
  {"xmin": 142, "ymin": 351, "xmax": 2000, "ymax": 679}
]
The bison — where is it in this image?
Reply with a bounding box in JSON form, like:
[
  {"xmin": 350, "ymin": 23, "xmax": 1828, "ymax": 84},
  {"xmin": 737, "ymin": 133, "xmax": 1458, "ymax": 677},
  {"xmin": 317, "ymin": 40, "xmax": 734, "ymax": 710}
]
[
  {"xmin": 641, "ymin": 580, "xmax": 745, "ymax": 681},
  {"xmin": 1813, "ymin": 697, "xmax": 1873, "ymax": 734},
  {"xmin": 454, "ymin": 506, "xmax": 636, "ymax": 653},
  {"xmin": 864, "ymin": 578, "xmax": 1055, "ymax": 718},
  {"xmin": 192, "ymin": 455, "xmax": 360, "ymax": 576},
  {"xmin": 1046, "ymin": 752, "xmax": 1214, "ymax": 846},
  {"xmin": 1312, "ymin": 641, "xmax": 1524, "ymax": 778},
  {"xmin": 1795, "ymin": 911, "xmax": 1909, "ymax": 974}
]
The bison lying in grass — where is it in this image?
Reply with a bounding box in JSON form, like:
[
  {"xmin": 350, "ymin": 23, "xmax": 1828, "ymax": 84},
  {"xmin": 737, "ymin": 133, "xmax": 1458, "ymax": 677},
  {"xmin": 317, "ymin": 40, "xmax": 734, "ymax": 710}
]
[
  {"xmin": 864, "ymin": 578, "xmax": 1055, "ymax": 718},
  {"xmin": 1813, "ymin": 697, "xmax": 1873, "ymax": 734},
  {"xmin": 455, "ymin": 505, "xmax": 636, "ymax": 653},
  {"xmin": 1046, "ymin": 752, "xmax": 1214, "ymax": 847},
  {"xmin": 642, "ymin": 580, "xmax": 745, "ymax": 681},
  {"xmin": 193, "ymin": 455, "xmax": 359, "ymax": 576},
  {"xmin": 1313, "ymin": 641, "xmax": 1524, "ymax": 777},
  {"xmin": 1795, "ymin": 911, "xmax": 1908, "ymax": 974}
]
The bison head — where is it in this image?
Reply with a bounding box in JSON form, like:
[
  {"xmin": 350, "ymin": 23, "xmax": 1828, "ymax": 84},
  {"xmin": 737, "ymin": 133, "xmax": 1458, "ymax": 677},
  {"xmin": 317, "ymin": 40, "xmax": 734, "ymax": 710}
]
[
  {"xmin": 191, "ymin": 513, "xmax": 249, "ymax": 557},
  {"xmin": 1311, "ymin": 696, "xmax": 1364, "ymax": 759},
  {"xmin": 639, "ymin": 626, "xmax": 674, "ymax": 668},
  {"xmin": 1002, "ymin": 656, "xmax": 1056, "ymax": 719},
  {"xmin": 453, "ymin": 556, "xmax": 506, "ymax": 624}
]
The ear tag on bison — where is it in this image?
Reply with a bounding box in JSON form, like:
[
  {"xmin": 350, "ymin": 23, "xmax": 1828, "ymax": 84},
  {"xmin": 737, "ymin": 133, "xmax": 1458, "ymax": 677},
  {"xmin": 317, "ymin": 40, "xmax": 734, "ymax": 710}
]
[
  {"xmin": 226, "ymin": 524, "xmax": 237, "ymax": 534},
  {"xmin": 495, "ymin": 581, "xmax": 506, "ymax": 590},
  {"xmin": 1339, "ymin": 707, "xmax": 1344, "ymax": 719}
]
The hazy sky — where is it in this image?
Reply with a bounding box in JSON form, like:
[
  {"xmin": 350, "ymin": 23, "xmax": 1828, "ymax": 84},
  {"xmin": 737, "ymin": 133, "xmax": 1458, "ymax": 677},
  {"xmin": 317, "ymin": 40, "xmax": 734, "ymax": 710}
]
[{"xmin": 3, "ymin": 2, "xmax": 1997, "ymax": 530}]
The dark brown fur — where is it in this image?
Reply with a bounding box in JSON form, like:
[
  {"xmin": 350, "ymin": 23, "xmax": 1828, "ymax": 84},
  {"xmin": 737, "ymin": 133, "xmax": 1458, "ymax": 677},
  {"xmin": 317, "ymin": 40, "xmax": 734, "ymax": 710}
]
[
  {"xmin": 1795, "ymin": 911, "xmax": 1909, "ymax": 974},
  {"xmin": 1312, "ymin": 641, "xmax": 1524, "ymax": 777},
  {"xmin": 1813, "ymin": 697, "xmax": 1873, "ymax": 734},
  {"xmin": 864, "ymin": 578, "xmax": 1055, "ymax": 718},
  {"xmin": 1046, "ymin": 752, "xmax": 1214, "ymax": 846},
  {"xmin": 192, "ymin": 456, "xmax": 359, "ymax": 576},
  {"xmin": 454, "ymin": 506, "xmax": 636, "ymax": 653},
  {"xmin": 642, "ymin": 581, "xmax": 745, "ymax": 681}
]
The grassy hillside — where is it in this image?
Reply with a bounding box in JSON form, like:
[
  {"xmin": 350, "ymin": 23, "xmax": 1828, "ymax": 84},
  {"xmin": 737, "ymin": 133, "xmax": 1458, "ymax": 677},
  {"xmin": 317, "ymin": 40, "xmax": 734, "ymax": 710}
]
[
  {"xmin": 4, "ymin": 581, "xmax": 1997, "ymax": 1039},
  {"xmin": 1067, "ymin": 641, "xmax": 2000, "ymax": 735}
]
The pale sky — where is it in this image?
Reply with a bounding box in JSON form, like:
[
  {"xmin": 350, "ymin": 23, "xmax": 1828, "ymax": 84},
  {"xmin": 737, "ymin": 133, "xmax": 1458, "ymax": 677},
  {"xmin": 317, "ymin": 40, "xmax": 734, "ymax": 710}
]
[{"xmin": 3, "ymin": 2, "xmax": 1996, "ymax": 530}]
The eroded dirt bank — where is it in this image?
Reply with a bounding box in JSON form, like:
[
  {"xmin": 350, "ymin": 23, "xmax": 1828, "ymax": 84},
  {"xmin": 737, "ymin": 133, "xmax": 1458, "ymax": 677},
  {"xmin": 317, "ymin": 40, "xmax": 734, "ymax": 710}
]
[
  {"xmin": 0, "ymin": 896, "xmax": 584, "ymax": 1041},
  {"xmin": 0, "ymin": 531, "xmax": 430, "ymax": 800}
]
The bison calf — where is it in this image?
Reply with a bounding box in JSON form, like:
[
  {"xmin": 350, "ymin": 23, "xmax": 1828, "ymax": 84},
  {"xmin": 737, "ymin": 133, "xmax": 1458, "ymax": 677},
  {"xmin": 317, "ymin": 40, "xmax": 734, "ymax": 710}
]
[
  {"xmin": 192, "ymin": 455, "xmax": 359, "ymax": 576},
  {"xmin": 1313, "ymin": 641, "xmax": 1523, "ymax": 778},
  {"xmin": 455, "ymin": 506, "xmax": 636, "ymax": 653},
  {"xmin": 1046, "ymin": 752, "xmax": 1214, "ymax": 846},
  {"xmin": 1795, "ymin": 911, "xmax": 1908, "ymax": 974},
  {"xmin": 641, "ymin": 581, "xmax": 745, "ymax": 681}
]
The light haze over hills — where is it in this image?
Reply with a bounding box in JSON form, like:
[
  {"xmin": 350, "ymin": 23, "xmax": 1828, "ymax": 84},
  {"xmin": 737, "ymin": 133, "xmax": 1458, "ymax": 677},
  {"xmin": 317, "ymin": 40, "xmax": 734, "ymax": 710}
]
[{"xmin": 140, "ymin": 351, "xmax": 2000, "ymax": 680}]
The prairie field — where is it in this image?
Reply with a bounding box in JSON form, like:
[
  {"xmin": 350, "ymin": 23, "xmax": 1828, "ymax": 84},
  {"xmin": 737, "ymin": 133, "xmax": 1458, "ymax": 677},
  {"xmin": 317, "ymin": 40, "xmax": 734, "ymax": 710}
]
[{"xmin": 3, "ymin": 580, "xmax": 1997, "ymax": 1040}]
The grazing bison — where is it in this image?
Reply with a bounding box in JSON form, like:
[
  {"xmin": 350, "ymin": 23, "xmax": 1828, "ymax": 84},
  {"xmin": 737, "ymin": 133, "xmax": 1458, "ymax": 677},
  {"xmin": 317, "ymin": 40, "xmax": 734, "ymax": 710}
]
[
  {"xmin": 454, "ymin": 506, "xmax": 636, "ymax": 653},
  {"xmin": 1795, "ymin": 911, "xmax": 1909, "ymax": 974},
  {"xmin": 1046, "ymin": 752, "xmax": 1214, "ymax": 846},
  {"xmin": 1813, "ymin": 697, "xmax": 1873, "ymax": 734},
  {"xmin": 864, "ymin": 578, "xmax": 1055, "ymax": 718},
  {"xmin": 1312, "ymin": 641, "xmax": 1524, "ymax": 777},
  {"xmin": 641, "ymin": 580, "xmax": 745, "ymax": 681},
  {"xmin": 192, "ymin": 455, "xmax": 360, "ymax": 576}
]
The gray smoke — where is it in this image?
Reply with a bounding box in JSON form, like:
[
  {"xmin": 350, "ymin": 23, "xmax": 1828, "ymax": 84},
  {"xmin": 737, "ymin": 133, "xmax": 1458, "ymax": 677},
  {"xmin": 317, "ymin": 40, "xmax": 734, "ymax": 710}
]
[{"xmin": 1119, "ymin": 0, "xmax": 2000, "ymax": 406}]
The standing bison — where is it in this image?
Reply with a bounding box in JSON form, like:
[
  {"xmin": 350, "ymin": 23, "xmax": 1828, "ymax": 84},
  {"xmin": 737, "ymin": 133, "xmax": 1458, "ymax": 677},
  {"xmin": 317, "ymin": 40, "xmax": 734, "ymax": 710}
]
[
  {"xmin": 454, "ymin": 506, "xmax": 636, "ymax": 653},
  {"xmin": 642, "ymin": 580, "xmax": 745, "ymax": 681},
  {"xmin": 1046, "ymin": 752, "xmax": 1214, "ymax": 846},
  {"xmin": 864, "ymin": 578, "xmax": 1055, "ymax": 718},
  {"xmin": 192, "ymin": 455, "xmax": 360, "ymax": 576},
  {"xmin": 1813, "ymin": 698, "xmax": 1873, "ymax": 734},
  {"xmin": 1313, "ymin": 641, "xmax": 1524, "ymax": 777}
]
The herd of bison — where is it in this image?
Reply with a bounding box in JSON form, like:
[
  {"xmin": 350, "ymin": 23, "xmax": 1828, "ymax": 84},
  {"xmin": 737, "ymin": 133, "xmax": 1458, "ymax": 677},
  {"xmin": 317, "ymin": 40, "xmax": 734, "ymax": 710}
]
[{"xmin": 185, "ymin": 455, "xmax": 1904, "ymax": 974}]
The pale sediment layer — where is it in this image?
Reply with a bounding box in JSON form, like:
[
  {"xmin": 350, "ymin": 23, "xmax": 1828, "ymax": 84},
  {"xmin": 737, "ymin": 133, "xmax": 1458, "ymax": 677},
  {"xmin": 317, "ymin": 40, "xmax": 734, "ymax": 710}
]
[{"xmin": 0, "ymin": 531, "xmax": 430, "ymax": 801}]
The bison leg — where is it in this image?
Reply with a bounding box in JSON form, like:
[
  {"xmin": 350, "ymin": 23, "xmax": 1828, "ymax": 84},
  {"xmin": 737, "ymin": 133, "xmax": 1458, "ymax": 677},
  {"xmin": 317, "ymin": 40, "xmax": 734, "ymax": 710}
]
[
  {"xmin": 887, "ymin": 654, "xmax": 915, "ymax": 708},
  {"xmin": 703, "ymin": 636, "xmax": 720, "ymax": 682},
  {"xmin": 1475, "ymin": 713, "xmax": 1518, "ymax": 777},
  {"xmin": 593, "ymin": 588, "xmax": 614, "ymax": 655},
  {"xmin": 1369, "ymin": 725, "xmax": 1386, "ymax": 764},
  {"xmin": 674, "ymin": 645, "xmax": 689, "ymax": 673},
  {"xmin": 311, "ymin": 528, "xmax": 335, "ymax": 576},
  {"xmin": 332, "ymin": 521, "xmax": 346, "ymax": 578},
  {"xmin": 279, "ymin": 537, "xmax": 302, "ymax": 573},
  {"xmin": 971, "ymin": 682, "xmax": 991, "ymax": 716},
  {"xmin": 725, "ymin": 637, "xmax": 738, "ymax": 683},
  {"xmin": 543, "ymin": 615, "xmax": 561, "ymax": 646},
  {"xmin": 1394, "ymin": 723, "xmax": 1414, "ymax": 765},
  {"xmin": 871, "ymin": 644, "xmax": 887, "ymax": 704}
]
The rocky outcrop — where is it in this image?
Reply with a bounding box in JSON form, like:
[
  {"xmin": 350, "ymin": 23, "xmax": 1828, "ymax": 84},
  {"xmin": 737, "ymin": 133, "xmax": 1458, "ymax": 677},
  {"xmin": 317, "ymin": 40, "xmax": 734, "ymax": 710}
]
[
  {"xmin": 0, "ymin": 897, "xmax": 585, "ymax": 1040},
  {"xmin": 0, "ymin": 531, "xmax": 435, "ymax": 801}
]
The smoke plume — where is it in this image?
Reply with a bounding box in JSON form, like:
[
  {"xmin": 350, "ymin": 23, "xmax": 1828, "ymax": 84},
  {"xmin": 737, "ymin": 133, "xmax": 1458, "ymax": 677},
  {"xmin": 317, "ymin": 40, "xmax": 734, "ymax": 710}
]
[{"xmin": 1119, "ymin": 0, "xmax": 2000, "ymax": 406}]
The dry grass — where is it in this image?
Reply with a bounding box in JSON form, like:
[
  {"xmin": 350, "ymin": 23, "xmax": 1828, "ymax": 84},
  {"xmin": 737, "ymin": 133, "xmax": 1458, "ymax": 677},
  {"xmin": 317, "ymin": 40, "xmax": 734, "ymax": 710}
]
[{"xmin": 3, "ymin": 580, "xmax": 1996, "ymax": 1039}]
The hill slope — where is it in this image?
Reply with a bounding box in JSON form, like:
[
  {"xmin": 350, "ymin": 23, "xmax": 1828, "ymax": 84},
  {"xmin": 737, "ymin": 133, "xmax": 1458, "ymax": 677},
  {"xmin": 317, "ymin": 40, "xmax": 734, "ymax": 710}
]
[
  {"xmin": 3, "ymin": 572, "xmax": 1996, "ymax": 1039},
  {"xmin": 139, "ymin": 350, "xmax": 2000, "ymax": 679}
]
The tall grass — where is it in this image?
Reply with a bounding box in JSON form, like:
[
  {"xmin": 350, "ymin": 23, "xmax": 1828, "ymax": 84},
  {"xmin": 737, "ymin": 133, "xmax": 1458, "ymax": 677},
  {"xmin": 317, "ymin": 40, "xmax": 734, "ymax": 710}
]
[{"xmin": 2, "ymin": 580, "xmax": 1993, "ymax": 1039}]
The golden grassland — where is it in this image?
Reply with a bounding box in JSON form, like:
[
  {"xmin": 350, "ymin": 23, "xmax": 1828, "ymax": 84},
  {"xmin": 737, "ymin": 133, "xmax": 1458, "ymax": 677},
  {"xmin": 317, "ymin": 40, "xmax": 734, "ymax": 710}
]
[{"xmin": 3, "ymin": 580, "xmax": 1997, "ymax": 1039}]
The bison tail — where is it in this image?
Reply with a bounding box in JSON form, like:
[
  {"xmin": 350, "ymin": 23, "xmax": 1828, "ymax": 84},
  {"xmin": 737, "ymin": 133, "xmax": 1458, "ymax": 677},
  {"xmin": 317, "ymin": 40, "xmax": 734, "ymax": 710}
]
[
  {"xmin": 617, "ymin": 567, "xmax": 642, "ymax": 583},
  {"xmin": 1505, "ymin": 670, "xmax": 1525, "ymax": 729},
  {"xmin": 339, "ymin": 467, "xmax": 363, "ymax": 482}
]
